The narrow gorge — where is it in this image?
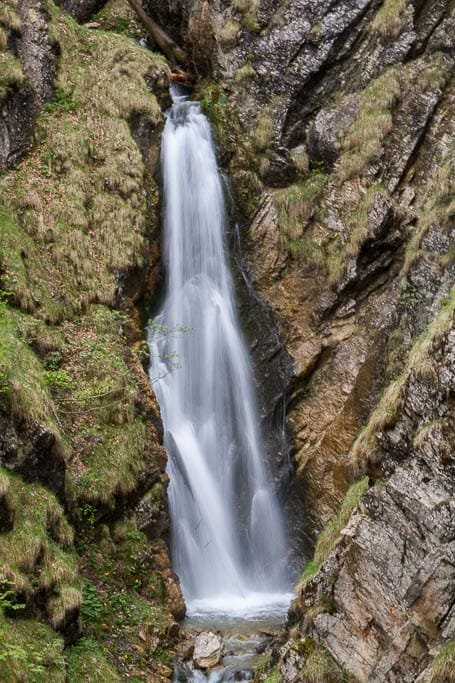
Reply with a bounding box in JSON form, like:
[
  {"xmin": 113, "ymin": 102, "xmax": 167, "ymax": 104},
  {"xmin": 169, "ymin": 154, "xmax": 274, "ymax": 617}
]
[{"xmin": 0, "ymin": 0, "xmax": 453, "ymax": 682}]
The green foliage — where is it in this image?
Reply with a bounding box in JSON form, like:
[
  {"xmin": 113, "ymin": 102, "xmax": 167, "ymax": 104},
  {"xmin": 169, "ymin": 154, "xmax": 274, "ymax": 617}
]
[
  {"xmin": 299, "ymin": 559, "xmax": 321, "ymax": 586},
  {"xmin": 43, "ymin": 86, "xmax": 78, "ymax": 114},
  {"xmin": 398, "ymin": 280, "xmax": 421, "ymax": 307},
  {"xmin": 0, "ymin": 614, "xmax": 66, "ymax": 682},
  {"xmin": 66, "ymin": 637, "xmax": 122, "ymax": 683},
  {"xmin": 314, "ymin": 477, "xmax": 369, "ymax": 565},
  {"xmin": 263, "ymin": 666, "xmax": 281, "ymax": 683},
  {"xmin": 0, "ymin": 580, "xmax": 25, "ymax": 613},
  {"xmin": 80, "ymin": 581, "xmax": 104, "ymax": 622}
]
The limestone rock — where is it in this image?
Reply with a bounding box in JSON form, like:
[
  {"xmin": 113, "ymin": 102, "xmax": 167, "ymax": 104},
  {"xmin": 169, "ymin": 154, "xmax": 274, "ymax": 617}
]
[{"xmin": 193, "ymin": 631, "xmax": 223, "ymax": 669}]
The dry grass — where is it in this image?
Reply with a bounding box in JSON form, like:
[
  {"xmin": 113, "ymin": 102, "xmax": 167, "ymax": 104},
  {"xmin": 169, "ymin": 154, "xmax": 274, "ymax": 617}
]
[
  {"xmin": 47, "ymin": 585, "xmax": 82, "ymax": 629},
  {"xmin": 233, "ymin": 0, "xmax": 260, "ymax": 31},
  {"xmin": 426, "ymin": 641, "xmax": 455, "ymax": 683},
  {"xmin": 350, "ymin": 289, "xmax": 454, "ymax": 472},
  {"xmin": 273, "ymin": 170, "xmax": 329, "ymax": 260},
  {"xmin": 0, "ymin": 1, "xmax": 21, "ymax": 32},
  {"xmin": 301, "ymin": 646, "xmax": 341, "ymax": 682},
  {"xmin": 235, "ymin": 61, "xmax": 256, "ymax": 83},
  {"xmin": 0, "ymin": 468, "xmax": 79, "ymax": 605},
  {"xmin": 314, "ymin": 477, "xmax": 369, "ymax": 565},
  {"xmin": 402, "ymin": 144, "xmax": 454, "ymax": 276},
  {"xmin": 0, "ymin": 51, "xmax": 24, "ymax": 101},
  {"xmin": 252, "ymin": 111, "xmax": 274, "ymax": 151},
  {"xmin": 335, "ymin": 69, "xmax": 401, "ymax": 182},
  {"xmin": 369, "ymin": 0, "xmax": 408, "ymax": 40},
  {"xmin": 0, "ymin": 2, "xmax": 168, "ymax": 324},
  {"xmin": 219, "ymin": 19, "xmax": 241, "ymax": 47},
  {"xmin": 328, "ymin": 184, "xmax": 391, "ymax": 284}
]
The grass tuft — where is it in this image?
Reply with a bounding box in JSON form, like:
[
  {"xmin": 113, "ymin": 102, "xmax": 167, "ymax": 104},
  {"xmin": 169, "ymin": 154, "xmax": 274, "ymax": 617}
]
[
  {"xmin": 335, "ymin": 69, "xmax": 401, "ymax": 182},
  {"xmin": 314, "ymin": 477, "xmax": 369, "ymax": 565},
  {"xmin": 427, "ymin": 640, "xmax": 455, "ymax": 683},
  {"xmin": 369, "ymin": 0, "xmax": 408, "ymax": 40}
]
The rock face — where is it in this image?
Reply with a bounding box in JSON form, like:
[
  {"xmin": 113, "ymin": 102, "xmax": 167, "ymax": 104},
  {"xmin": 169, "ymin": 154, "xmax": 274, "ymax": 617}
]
[
  {"xmin": 0, "ymin": 0, "xmax": 57, "ymax": 170},
  {"xmin": 193, "ymin": 631, "xmax": 224, "ymax": 669},
  {"xmin": 143, "ymin": 0, "xmax": 454, "ymax": 679}
]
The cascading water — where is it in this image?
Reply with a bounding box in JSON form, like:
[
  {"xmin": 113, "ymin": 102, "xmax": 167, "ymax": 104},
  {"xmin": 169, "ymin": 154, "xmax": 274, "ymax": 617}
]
[{"xmin": 148, "ymin": 89, "xmax": 291, "ymax": 623}]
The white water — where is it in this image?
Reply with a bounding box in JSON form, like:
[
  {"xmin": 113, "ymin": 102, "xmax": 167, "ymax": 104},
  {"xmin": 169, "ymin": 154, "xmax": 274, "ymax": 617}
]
[{"xmin": 148, "ymin": 89, "xmax": 291, "ymax": 622}]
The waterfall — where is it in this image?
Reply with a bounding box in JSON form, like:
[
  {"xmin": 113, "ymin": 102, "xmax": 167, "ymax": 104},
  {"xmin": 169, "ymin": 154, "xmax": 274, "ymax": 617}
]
[{"xmin": 148, "ymin": 89, "xmax": 291, "ymax": 618}]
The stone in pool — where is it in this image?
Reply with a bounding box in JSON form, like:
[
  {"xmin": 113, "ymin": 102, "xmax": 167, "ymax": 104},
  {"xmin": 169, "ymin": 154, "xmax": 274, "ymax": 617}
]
[{"xmin": 193, "ymin": 631, "xmax": 223, "ymax": 669}]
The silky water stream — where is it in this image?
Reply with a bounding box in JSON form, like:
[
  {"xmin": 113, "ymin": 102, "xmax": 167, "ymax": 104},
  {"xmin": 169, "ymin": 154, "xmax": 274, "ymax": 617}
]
[{"xmin": 148, "ymin": 89, "xmax": 292, "ymax": 681}]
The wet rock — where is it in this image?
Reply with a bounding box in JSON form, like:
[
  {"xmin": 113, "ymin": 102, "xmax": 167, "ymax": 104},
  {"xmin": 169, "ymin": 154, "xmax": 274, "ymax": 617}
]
[{"xmin": 193, "ymin": 631, "xmax": 223, "ymax": 669}]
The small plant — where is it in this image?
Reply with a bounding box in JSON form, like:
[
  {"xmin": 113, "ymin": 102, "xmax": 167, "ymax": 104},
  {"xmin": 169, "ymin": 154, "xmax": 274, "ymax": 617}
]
[
  {"xmin": 299, "ymin": 559, "xmax": 320, "ymax": 585},
  {"xmin": 44, "ymin": 87, "xmax": 78, "ymax": 114},
  {"xmin": 398, "ymin": 280, "xmax": 421, "ymax": 307},
  {"xmin": 80, "ymin": 581, "xmax": 104, "ymax": 623},
  {"xmin": 0, "ymin": 581, "xmax": 25, "ymax": 613}
]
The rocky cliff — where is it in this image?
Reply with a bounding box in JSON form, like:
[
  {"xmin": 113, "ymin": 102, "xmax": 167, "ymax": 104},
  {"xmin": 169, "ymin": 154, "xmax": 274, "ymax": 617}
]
[
  {"xmin": 0, "ymin": 0, "xmax": 453, "ymax": 681},
  {"xmin": 142, "ymin": 0, "xmax": 454, "ymax": 680}
]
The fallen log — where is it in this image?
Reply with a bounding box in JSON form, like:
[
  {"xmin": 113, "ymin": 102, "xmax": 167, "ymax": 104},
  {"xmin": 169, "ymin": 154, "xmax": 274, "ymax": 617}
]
[{"xmin": 125, "ymin": 0, "xmax": 189, "ymax": 66}]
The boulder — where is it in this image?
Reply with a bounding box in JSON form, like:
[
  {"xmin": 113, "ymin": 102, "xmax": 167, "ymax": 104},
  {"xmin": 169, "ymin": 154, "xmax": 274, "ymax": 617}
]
[{"xmin": 193, "ymin": 631, "xmax": 223, "ymax": 669}]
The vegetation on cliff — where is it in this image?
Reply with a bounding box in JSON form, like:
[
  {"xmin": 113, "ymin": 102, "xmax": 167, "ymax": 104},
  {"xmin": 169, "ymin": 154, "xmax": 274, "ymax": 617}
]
[{"xmin": 0, "ymin": 1, "xmax": 183, "ymax": 680}]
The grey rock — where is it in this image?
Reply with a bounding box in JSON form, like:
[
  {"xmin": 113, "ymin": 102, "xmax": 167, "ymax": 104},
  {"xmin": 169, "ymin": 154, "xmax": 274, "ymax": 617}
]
[{"xmin": 193, "ymin": 631, "xmax": 223, "ymax": 669}]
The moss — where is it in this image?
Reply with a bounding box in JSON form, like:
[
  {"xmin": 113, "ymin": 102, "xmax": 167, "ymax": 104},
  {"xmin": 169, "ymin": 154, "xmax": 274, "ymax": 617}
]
[
  {"xmin": 426, "ymin": 640, "xmax": 455, "ymax": 683},
  {"xmin": 299, "ymin": 558, "xmax": 320, "ymax": 586},
  {"xmin": 0, "ymin": 2, "xmax": 168, "ymax": 324},
  {"xmin": 314, "ymin": 477, "xmax": 369, "ymax": 565},
  {"xmin": 235, "ymin": 61, "xmax": 256, "ymax": 83},
  {"xmin": 335, "ymin": 68, "xmax": 401, "ymax": 182},
  {"xmin": 219, "ymin": 19, "xmax": 241, "ymax": 47},
  {"xmin": 369, "ymin": 0, "xmax": 408, "ymax": 40}
]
